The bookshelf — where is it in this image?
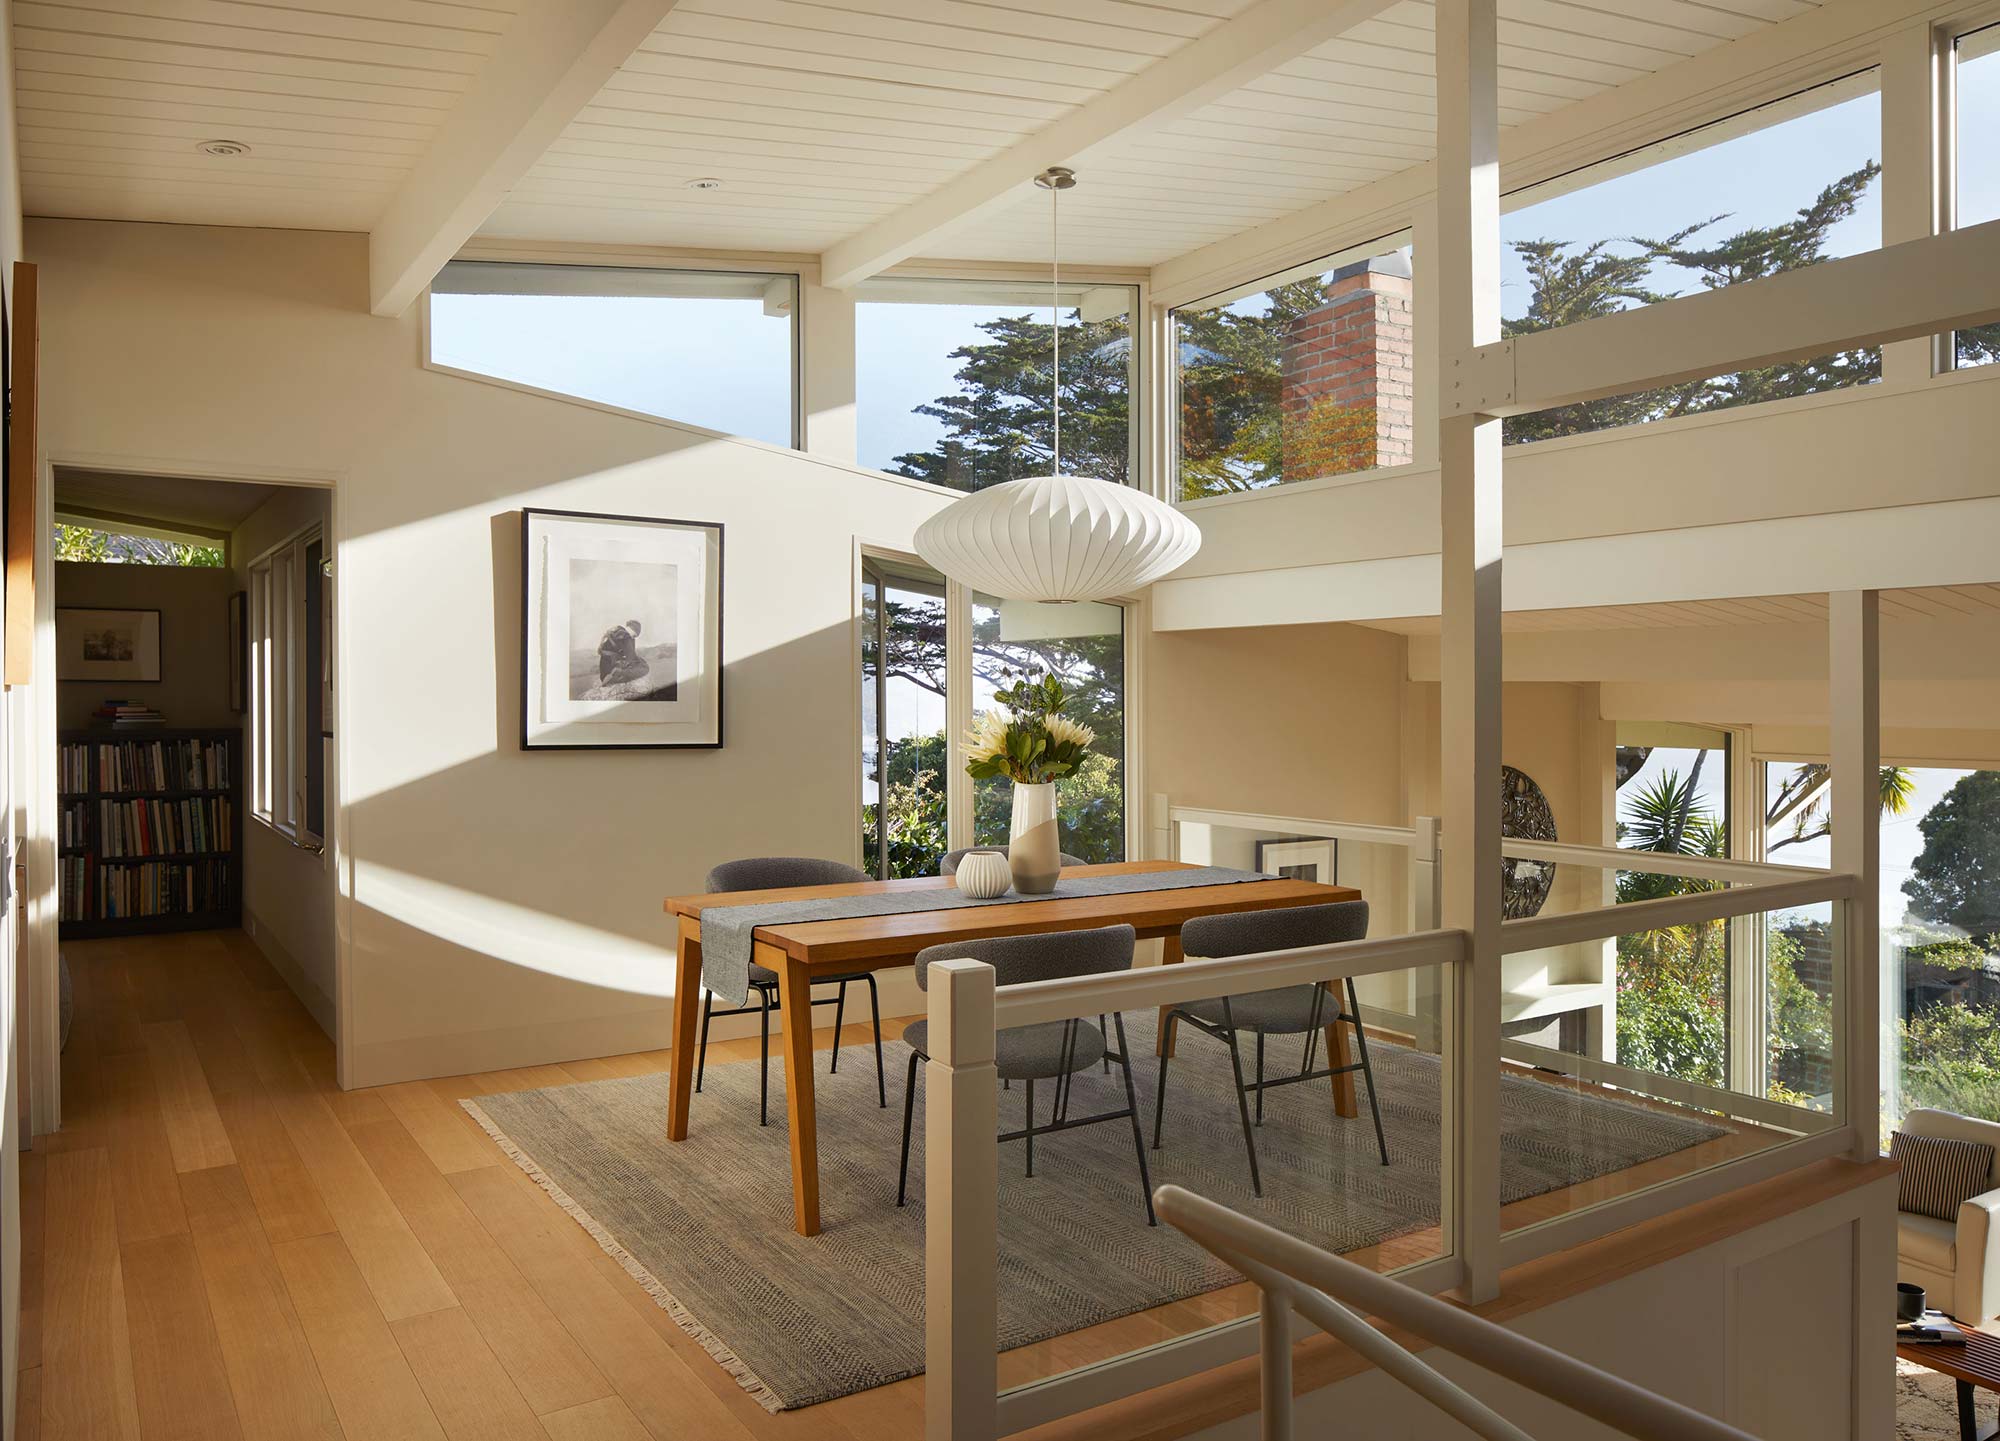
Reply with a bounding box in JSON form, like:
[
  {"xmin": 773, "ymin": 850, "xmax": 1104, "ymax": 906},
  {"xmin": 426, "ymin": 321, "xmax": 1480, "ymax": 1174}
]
[{"xmin": 59, "ymin": 727, "xmax": 242, "ymax": 938}]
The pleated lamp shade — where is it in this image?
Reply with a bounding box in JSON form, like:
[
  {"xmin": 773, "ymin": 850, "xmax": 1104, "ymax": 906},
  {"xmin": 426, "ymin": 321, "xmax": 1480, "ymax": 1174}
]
[{"xmin": 912, "ymin": 473, "xmax": 1201, "ymax": 602}]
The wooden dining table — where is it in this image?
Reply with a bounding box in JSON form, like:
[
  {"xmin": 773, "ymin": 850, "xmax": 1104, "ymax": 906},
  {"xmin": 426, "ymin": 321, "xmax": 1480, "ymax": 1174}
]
[{"xmin": 664, "ymin": 859, "xmax": 1361, "ymax": 1236}]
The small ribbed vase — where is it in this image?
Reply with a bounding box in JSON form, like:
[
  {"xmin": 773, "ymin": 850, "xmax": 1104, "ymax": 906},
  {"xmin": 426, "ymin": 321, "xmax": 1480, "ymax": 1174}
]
[
  {"xmin": 1008, "ymin": 782, "xmax": 1062, "ymax": 895},
  {"xmin": 953, "ymin": 849, "xmax": 1012, "ymax": 900}
]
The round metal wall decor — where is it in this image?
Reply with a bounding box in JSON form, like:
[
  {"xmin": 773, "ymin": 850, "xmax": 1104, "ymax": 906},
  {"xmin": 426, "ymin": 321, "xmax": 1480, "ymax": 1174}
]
[{"xmin": 1501, "ymin": 764, "xmax": 1558, "ymax": 919}]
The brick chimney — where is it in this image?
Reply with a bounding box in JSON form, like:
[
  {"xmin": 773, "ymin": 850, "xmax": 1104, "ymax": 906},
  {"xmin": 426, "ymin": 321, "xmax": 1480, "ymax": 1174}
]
[{"xmin": 1279, "ymin": 253, "xmax": 1414, "ymax": 480}]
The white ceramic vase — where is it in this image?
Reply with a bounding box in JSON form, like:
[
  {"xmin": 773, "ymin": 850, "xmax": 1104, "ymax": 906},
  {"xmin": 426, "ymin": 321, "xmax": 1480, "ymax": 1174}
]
[
  {"xmin": 1008, "ymin": 782, "xmax": 1062, "ymax": 895},
  {"xmin": 953, "ymin": 848, "xmax": 1012, "ymax": 900}
]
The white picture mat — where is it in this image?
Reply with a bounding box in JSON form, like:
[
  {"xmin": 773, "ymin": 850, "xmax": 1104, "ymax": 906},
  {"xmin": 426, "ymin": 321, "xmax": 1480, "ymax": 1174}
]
[
  {"xmin": 524, "ymin": 512, "xmax": 722, "ymax": 748},
  {"xmin": 57, "ymin": 607, "xmax": 162, "ymax": 682}
]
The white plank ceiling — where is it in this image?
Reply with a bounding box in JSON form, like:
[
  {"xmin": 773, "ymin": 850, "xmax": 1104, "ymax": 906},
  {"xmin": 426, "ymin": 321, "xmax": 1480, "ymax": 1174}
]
[
  {"xmin": 481, "ymin": 0, "xmax": 1820, "ymax": 262},
  {"xmin": 15, "ymin": 0, "xmax": 519, "ymax": 232},
  {"xmin": 1359, "ymin": 586, "xmax": 2000, "ymax": 635},
  {"xmin": 17, "ymin": 0, "xmax": 1819, "ymax": 267}
]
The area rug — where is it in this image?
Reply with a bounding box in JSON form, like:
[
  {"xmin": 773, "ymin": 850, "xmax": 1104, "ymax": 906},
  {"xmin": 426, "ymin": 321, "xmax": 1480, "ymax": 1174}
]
[
  {"xmin": 464, "ymin": 1015, "xmax": 1724, "ymax": 1411},
  {"xmin": 1899, "ymin": 1356, "xmax": 1969, "ymax": 1439}
]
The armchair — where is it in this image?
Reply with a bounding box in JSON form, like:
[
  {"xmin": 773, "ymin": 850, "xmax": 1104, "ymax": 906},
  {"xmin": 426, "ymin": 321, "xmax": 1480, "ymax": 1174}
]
[{"xmin": 1899, "ymin": 1107, "xmax": 2000, "ymax": 1325}]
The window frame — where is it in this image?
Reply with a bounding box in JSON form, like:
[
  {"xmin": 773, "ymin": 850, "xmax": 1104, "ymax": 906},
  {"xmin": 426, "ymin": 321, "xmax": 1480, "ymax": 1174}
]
[
  {"xmin": 854, "ymin": 544, "xmax": 1141, "ymax": 877},
  {"xmin": 248, "ymin": 524, "xmax": 325, "ymax": 848},
  {"xmin": 853, "ymin": 273, "xmax": 1143, "ymax": 490},
  {"xmin": 1168, "ymin": 231, "xmax": 1417, "ymax": 506},
  {"xmin": 423, "ymin": 259, "xmax": 805, "ymax": 450}
]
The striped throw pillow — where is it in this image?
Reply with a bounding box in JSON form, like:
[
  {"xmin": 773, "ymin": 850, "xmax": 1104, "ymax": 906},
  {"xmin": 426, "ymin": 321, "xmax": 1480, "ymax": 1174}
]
[{"xmin": 1894, "ymin": 1131, "xmax": 1997, "ymax": 1221}]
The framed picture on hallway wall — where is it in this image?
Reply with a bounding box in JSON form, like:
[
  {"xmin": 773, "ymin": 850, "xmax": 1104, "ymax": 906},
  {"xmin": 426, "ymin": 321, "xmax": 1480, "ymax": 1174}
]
[
  {"xmin": 520, "ymin": 508, "xmax": 724, "ymax": 750},
  {"xmin": 57, "ymin": 607, "xmax": 161, "ymax": 683}
]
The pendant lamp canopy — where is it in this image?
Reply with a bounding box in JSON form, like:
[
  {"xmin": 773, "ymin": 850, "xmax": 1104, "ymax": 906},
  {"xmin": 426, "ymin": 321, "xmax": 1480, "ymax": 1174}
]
[{"xmin": 911, "ymin": 166, "xmax": 1200, "ymax": 602}]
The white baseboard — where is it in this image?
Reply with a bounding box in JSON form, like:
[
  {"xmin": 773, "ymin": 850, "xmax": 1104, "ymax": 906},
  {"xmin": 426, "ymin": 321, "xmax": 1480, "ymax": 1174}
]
[
  {"xmin": 242, "ymin": 910, "xmax": 335, "ymax": 1038},
  {"xmin": 341, "ymin": 967, "xmax": 927, "ymax": 1090}
]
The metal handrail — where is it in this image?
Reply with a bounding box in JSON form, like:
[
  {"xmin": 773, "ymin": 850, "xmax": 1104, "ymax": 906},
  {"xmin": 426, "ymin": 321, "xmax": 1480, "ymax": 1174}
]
[{"xmin": 1156, "ymin": 1186, "xmax": 1762, "ymax": 1441}]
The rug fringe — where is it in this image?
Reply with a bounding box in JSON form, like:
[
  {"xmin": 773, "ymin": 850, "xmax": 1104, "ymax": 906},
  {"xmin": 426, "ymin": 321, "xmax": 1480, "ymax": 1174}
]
[{"xmin": 460, "ymin": 1098, "xmax": 790, "ymax": 1414}]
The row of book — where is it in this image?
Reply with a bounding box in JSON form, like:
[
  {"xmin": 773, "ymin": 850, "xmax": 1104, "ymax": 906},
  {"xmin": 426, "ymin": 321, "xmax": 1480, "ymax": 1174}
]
[
  {"xmin": 95, "ymin": 796, "xmax": 232, "ymax": 858},
  {"xmin": 59, "ymin": 857, "xmax": 234, "ymax": 922},
  {"xmin": 90, "ymin": 700, "xmax": 166, "ymax": 728},
  {"xmin": 60, "ymin": 736, "xmax": 232, "ymax": 794},
  {"xmin": 60, "ymin": 801, "xmax": 88, "ymax": 851}
]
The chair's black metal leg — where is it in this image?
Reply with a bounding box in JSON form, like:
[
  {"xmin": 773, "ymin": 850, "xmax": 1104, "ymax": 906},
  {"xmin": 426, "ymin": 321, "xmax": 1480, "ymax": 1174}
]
[
  {"xmin": 1054, "ymin": 1020, "xmax": 1078, "ymax": 1124},
  {"xmin": 1111, "ymin": 1014, "xmax": 1157, "ymax": 1226},
  {"xmin": 1100, "ymin": 1013, "xmax": 1110, "ymax": 1074},
  {"xmin": 1221, "ymin": 999, "xmax": 1262, "ymax": 1197},
  {"xmin": 897, "ymin": 1050, "xmax": 921, "ymax": 1206},
  {"xmin": 757, "ymin": 986, "xmax": 772, "ymax": 1127},
  {"xmin": 695, "ymin": 991, "xmax": 713, "ymax": 1093},
  {"xmin": 1025, "ymin": 1079, "xmax": 1036, "ymax": 1178},
  {"xmin": 865, "ymin": 972, "xmax": 887, "ymax": 1107},
  {"xmin": 830, "ymin": 979, "xmax": 847, "ymax": 1074},
  {"xmin": 1301, "ymin": 986, "xmax": 1328, "ymax": 1077},
  {"xmin": 1348, "ymin": 979, "xmax": 1390, "ymax": 1165},
  {"xmin": 1151, "ymin": 1014, "xmax": 1175, "ymax": 1150},
  {"xmin": 1255, "ymin": 1030, "xmax": 1266, "ymax": 1125}
]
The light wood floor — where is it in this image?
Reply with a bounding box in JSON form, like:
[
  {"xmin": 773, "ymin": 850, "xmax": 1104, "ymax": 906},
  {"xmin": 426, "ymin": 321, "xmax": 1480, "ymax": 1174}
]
[{"xmin": 15, "ymin": 929, "xmax": 1789, "ymax": 1441}]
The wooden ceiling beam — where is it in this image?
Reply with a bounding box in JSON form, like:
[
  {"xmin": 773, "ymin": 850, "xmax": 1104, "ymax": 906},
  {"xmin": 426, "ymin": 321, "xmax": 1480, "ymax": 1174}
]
[
  {"xmin": 368, "ymin": 0, "xmax": 680, "ymax": 318},
  {"xmin": 815, "ymin": 0, "xmax": 1401, "ymax": 291}
]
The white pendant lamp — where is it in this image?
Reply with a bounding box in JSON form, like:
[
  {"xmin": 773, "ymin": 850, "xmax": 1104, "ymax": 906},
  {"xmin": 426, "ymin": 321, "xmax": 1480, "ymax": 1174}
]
[{"xmin": 914, "ymin": 167, "xmax": 1199, "ymax": 602}]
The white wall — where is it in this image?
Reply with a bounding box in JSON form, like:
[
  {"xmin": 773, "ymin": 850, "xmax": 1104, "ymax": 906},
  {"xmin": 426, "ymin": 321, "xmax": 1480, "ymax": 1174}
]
[
  {"xmin": 30, "ymin": 217, "xmax": 955, "ymax": 1087},
  {"xmin": 231, "ymin": 486, "xmax": 336, "ymax": 1033}
]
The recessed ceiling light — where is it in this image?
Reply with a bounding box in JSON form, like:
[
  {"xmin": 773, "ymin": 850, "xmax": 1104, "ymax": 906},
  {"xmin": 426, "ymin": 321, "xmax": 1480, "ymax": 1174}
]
[
  {"xmin": 197, "ymin": 139, "xmax": 251, "ymax": 157},
  {"xmin": 686, "ymin": 177, "xmax": 724, "ymax": 191}
]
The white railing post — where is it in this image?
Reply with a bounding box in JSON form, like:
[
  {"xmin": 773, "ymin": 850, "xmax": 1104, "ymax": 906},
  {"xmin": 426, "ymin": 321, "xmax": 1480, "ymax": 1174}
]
[
  {"xmin": 1258, "ymin": 1288, "xmax": 1294, "ymax": 1441},
  {"xmin": 1437, "ymin": 0, "xmax": 1504, "ymax": 1304},
  {"xmin": 1830, "ymin": 590, "xmax": 1881, "ymax": 1159},
  {"xmin": 1410, "ymin": 815, "xmax": 1443, "ymax": 1053},
  {"xmin": 926, "ymin": 958, "xmax": 999, "ymax": 1441}
]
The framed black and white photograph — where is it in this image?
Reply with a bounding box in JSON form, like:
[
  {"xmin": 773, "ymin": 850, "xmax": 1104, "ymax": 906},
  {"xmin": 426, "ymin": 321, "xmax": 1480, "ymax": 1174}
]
[
  {"xmin": 520, "ymin": 507, "xmax": 724, "ymax": 750},
  {"xmin": 57, "ymin": 606, "xmax": 161, "ymax": 683},
  {"xmin": 1256, "ymin": 837, "xmax": 1337, "ymax": 885},
  {"xmin": 227, "ymin": 590, "xmax": 246, "ymax": 713}
]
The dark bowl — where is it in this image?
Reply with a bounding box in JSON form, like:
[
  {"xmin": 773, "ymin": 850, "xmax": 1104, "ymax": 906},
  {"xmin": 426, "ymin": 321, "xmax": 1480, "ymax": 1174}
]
[{"xmin": 1899, "ymin": 1282, "xmax": 1928, "ymax": 1323}]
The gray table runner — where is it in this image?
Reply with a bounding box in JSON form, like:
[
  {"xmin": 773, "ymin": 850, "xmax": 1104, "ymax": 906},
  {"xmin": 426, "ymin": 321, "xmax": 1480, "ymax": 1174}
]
[{"xmin": 697, "ymin": 866, "xmax": 1273, "ymax": 1004}]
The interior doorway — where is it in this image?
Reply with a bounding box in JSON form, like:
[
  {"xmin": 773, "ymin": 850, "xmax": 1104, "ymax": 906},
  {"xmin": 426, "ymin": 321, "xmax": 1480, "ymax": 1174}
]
[{"xmin": 39, "ymin": 465, "xmax": 337, "ymax": 1119}]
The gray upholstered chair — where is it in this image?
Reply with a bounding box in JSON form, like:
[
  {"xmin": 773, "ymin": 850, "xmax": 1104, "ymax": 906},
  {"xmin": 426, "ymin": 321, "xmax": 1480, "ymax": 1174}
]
[
  {"xmin": 939, "ymin": 845, "xmax": 1086, "ymax": 877},
  {"xmin": 941, "ymin": 847, "xmax": 1104, "ymax": 1078},
  {"xmin": 1153, "ymin": 901, "xmax": 1386, "ymax": 1195},
  {"xmin": 699, "ymin": 857, "xmax": 886, "ymax": 1125},
  {"xmin": 897, "ymin": 924, "xmax": 1155, "ymax": 1225}
]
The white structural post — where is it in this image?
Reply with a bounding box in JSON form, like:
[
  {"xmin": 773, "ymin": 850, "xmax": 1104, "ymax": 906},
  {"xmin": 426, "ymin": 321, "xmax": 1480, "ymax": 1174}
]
[
  {"xmin": 1258, "ymin": 1288, "xmax": 1294, "ymax": 1441},
  {"xmin": 1436, "ymin": 0, "xmax": 1504, "ymax": 1303},
  {"xmin": 926, "ymin": 958, "xmax": 999, "ymax": 1441},
  {"xmin": 1830, "ymin": 591, "xmax": 1882, "ymax": 1161},
  {"xmin": 1880, "ymin": 18, "xmax": 1947, "ymax": 385}
]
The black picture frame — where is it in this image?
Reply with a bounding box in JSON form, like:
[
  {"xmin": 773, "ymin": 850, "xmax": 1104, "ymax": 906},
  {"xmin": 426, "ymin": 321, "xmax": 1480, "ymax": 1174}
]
[
  {"xmin": 56, "ymin": 606, "xmax": 163, "ymax": 683},
  {"xmin": 227, "ymin": 590, "xmax": 246, "ymax": 713},
  {"xmin": 519, "ymin": 506, "xmax": 725, "ymax": 751},
  {"xmin": 1255, "ymin": 836, "xmax": 1338, "ymax": 885}
]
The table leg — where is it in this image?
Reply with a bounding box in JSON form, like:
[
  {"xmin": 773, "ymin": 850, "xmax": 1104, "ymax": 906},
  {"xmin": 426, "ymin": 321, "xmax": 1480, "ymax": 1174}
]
[
  {"xmin": 1324, "ymin": 984, "xmax": 1357, "ymax": 1120},
  {"xmin": 1156, "ymin": 935, "xmax": 1184, "ymax": 1057},
  {"xmin": 666, "ymin": 927, "xmax": 702, "ymax": 1141},
  {"xmin": 1958, "ymin": 1379, "xmax": 2000, "ymax": 1441},
  {"xmin": 775, "ymin": 948, "xmax": 822, "ymax": 1237}
]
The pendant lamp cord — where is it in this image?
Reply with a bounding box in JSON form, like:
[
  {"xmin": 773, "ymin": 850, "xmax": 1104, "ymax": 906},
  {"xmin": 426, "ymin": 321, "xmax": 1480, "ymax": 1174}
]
[{"xmin": 1050, "ymin": 173, "xmax": 1061, "ymax": 476}]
